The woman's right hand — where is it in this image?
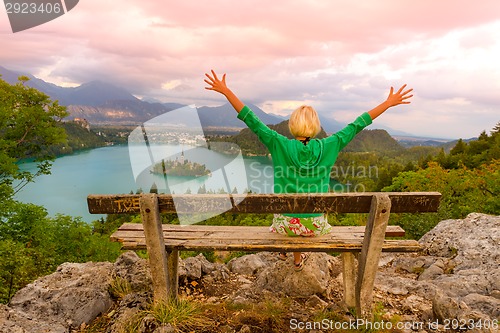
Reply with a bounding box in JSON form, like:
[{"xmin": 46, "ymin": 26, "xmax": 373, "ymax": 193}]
[{"xmin": 385, "ymin": 84, "xmax": 413, "ymax": 108}]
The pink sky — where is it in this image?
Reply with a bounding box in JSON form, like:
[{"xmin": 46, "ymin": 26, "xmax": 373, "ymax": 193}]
[{"xmin": 1, "ymin": 0, "xmax": 500, "ymax": 138}]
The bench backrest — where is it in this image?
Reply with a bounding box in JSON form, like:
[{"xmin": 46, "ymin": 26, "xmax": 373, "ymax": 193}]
[{"xmin": 87, "ymin": 192, "xmax": 441, "ymax": 215}]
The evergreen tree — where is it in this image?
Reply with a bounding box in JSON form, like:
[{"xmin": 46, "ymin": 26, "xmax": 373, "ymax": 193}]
[
  {"xmin": 197, "ymin": 184, "xmax": 207, "ymax": 194},
  {"xmin": 491, "ymin": 122, "xmax": 500, "ymax": 135},
  {"xmin": 150, "ymin": 182, "xmax": 158, "ymax": 194},
  {"xmin": 450, "ymin": 138, "xmax": 466, "ymax": 155}
]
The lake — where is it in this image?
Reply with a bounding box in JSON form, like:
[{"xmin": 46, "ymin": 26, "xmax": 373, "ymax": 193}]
[{"xmin": 15, "ymin": 145, "xmax": 274, "ymax": 222}]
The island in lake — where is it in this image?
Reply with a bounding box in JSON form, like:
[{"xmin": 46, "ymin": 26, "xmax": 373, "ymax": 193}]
[{"xmin": 150, "ymin": 152, "xmax": 211, "ymax": 177}]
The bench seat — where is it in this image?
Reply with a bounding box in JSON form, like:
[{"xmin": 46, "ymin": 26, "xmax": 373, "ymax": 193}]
[{"xmin": 111, "ymin": 223, "xmax": 421, "ymax": 252}]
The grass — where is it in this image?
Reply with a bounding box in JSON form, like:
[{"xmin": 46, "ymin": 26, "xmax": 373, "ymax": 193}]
[
  {"xmin": 108, "ymin": 276, "xmax": 133, "ymax": 300},
  {"xmin": 216, "ymin": 296, "xmax": 292, "ymax": 332},
  {"xmin": 117, "ymin": 297, "xmax": 212, "ymax": 333},
  {"xmin": 80, "ymin": 295, "xmax": 409, "ymax": 333},
  {"xmin": 147, "ymin": 298, "xmax": 210, "ymax": 330},
  {"xmin": 87, "ymin": 277, "xmax": 408, "ymax": 333}
]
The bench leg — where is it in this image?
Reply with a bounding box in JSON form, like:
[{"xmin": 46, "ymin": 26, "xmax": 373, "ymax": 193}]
[
  {"xmin": 166, "ymin": 249, "xmax": 179, "ymax": 301},
  {"xmin": 341, "ymin": 252, "xmax": 357, "ymax": 310},
  {"xmin": 140, "ymin": 193, "xmax": 171, "ymax": 304},
  {"xmin": 355, "ymin": 193, "xmax": 391, "ymax": 319}
]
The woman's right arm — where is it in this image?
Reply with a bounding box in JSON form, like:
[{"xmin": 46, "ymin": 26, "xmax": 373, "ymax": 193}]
[
  {"xmin": 367, "ymin": 85, "xmax": 413, "ymax": 120},
  {"xmin": 204, "ymin": 70, "xmax": 245, "ymax": 113},
  {"xmin": 204, "ymin": 70, "xmax": 282, "ymax": 149}
]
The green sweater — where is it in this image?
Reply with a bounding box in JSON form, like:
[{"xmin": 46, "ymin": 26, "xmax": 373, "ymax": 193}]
[{"xmin": 237, "ymin": 105, "xmax": 372, "ymax": 216}]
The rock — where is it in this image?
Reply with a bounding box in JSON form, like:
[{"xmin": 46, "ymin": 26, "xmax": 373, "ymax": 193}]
[
  {"xmin": 113, "ymin": 251, "xmax": 152, "ymax": 292},
  {"xmin": 227, "ymin": 253, "xmax": 267, "ymax": 275},
  {"xmin": 252, "ymin": 253, "xmax": 339, "ymax": 298},
  {"xmin": 197, "ymin": 254, "xmax": 216, "ymax": 274},
  {"xmin": 377, "ymin": 214, "xmax": 500, "ymax": 324},
  {"xmin": 238, "ymin": 324, "xmax": 252, "ymax": 333},
  {"xmin": 461, "ymin": 294, "xmax": 500, "ymax": 319},
  {"xmin": 433, "ymin": 287, "xmax": 493, "ymax": 330},
  {"xmin": 0, "ymin": 304, "xmax": 67, "ymax": 333},
  {"xmin": 108, "ymin": 306, "xmax": 143, "ymax": 333},
  {"xmin": 179, "ymin": 253, "xmax": 220, "ymax": 281},
  {"xmin": 237, "ymin": 276, "xmax": 253, "ymax": 285},
  {"xmin": 375, "ymin": 274, "xmax": 411, "ymax": 295},
  {"xmin": 154, "ymin": 324, "xmax": 176, "ymax": 333},
  {"xmin": 432, "ymin": 290, "xmax": 464, "ymax": 322},
  {"xmin": 431, "ymin": 269, "xmax": 495, "ymax": 297},
  {"xmin": 392, "ymin": 255, "xmax": 438, "ymax": 274},
  {"xmin": 2, "ymin": 213, "xmax": 499, "ymax": 332},
  {"xmin": 107, "ymin": 292, "xmax": 151, "ymax": 333},
  {"xmin": 491, "ymin": 290, "xmax": 500, "ymax": 300},
  {"xmin": 305, "ymin": 295, "xmax": 328, "ymax": 310},
  {"xmin": 219, "ymin": 324, "xmax": 235, "ymax": 333},
  {"xmin": 418, "ymin": 260, "xmax": 445, "ymax": 281},
  {"xmin": 8, "ymin": 261, "xmax": 114, "ymax": 330},
  {"xmin": 207, "ymin": 263, "xmax": 231, "ymax": 281},
  {"xmin": 419, "ymin": 213, "xmax": 500, "ymax": 272},
  {"xmin": 378, "ymin": 253, "xmax": 397, "ymax": 267},
  {"xmin": 180, "ymin": 256, "xmax": 203, "ymax": 280},
  {"xmin": 139, "ymin": 314, "xmax": 156, "ymax": 332},
  {"xmin": 401, "ymin": 295, "xmax": 429, "ymax": 314},
  {"xmin": 232, "ymin": 295, "xmax": 249, "ymax": 306}
]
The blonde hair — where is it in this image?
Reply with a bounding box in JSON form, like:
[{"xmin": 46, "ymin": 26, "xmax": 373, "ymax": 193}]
[{"xmin": 288, "ymin": 105, "xmax": 321, "ymax": 138}]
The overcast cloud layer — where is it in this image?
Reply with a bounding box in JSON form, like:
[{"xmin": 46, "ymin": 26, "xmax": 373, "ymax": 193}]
[{"xmin": 1, "ymin": 0, "xmax": 500, "ymax": 138}]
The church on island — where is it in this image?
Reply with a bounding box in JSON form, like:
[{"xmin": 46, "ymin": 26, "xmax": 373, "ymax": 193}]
[{"xmin": 150, "ymin": 151, "xmax": 211, "ymax": 177}]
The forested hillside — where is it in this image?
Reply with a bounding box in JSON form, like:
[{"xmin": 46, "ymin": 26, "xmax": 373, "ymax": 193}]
[
  {"xmin": 207, "ymin": 119, "xmax": 403, "ymax": 155},
  {"xmin": 50, "ymin": 122, "xmax": 107, "ymax": 155},
  {"xmin": 47, "ymin": 122, "xmax": 133, "ymax": 156},
  {"xmin": 384, "ymin": 122, "xmax": 499, "ymax": 238},
  {"xmin": 343, "ymin": 129, "xmax": 404, "ymax": 153}
]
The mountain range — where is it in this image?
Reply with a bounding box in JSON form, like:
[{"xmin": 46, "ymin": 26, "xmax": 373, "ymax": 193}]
[{"xmin": 1, "ymin": 66, "xmax": 431, "ymax": 138}]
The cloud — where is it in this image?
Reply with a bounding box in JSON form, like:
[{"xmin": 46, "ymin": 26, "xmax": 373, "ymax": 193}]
[{"xmin": 1, "ymin": 0, "xmax": 499, "ymax": 138}]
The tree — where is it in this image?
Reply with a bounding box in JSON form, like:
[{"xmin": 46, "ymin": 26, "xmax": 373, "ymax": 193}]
[
  {"xmin": 0, "ymin": 76, "xmax": 68, "ymax": 201},
  {"xmin": 0, "ymin": 204, "xmax": 122, "ymax": 303},
  {"xmin": 0, "ymin": 77, "xmax": 71, "ymax": 303},
  {"xmin": 197, "ymin": 184, "xmax": 207, "ymax": 194},
  {"xmin": 0, "ymin": 76, "xmax": 189, "ymax": 304},
  {"xmin": 383, "ymin": 160, "xmax": 500, "ymax": 239},
  {"xmin": 150, "ymin": 182, "xmax": 158, "ymax": 194},
  {"xmin": 491, "ymin": 121, "xmax": 500, "ymax": 138},
  {"xmin": 449, "ymin": 138, "xmax": 466, "ymax": 156}
]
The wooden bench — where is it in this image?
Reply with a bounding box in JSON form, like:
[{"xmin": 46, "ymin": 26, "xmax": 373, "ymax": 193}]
[{"xmin": 87, "ymin": 192, "xmax": 441, "ymax": 319}]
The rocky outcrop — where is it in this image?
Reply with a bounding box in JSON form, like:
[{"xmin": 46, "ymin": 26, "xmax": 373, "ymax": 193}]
[
  {"xmin": 228, "ymin": 252, "xmax": 341, "ymax": 299},
  {"xmin": 66, "ymin": 105, "xmax": 137, "ymax": 124},
  {"xmin": 0, "ymin": 304, "xmax": 68, "ymax": 333},
  {"xmin": 376, "ymin": 213, "xmax": 500, "ymax": 331},
  {"xmin": 0, "ymin": 252, "xmax": 229, "ymax": 333},
  {"xmin": 0, "ymin": 213, "xmax": 498, "ymax": 333},
  {"xmin": 1, "ymin": 262, "xmax": 114, "ymax": 333}
]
